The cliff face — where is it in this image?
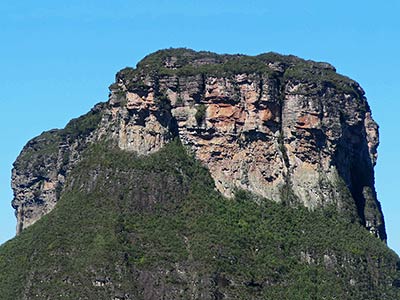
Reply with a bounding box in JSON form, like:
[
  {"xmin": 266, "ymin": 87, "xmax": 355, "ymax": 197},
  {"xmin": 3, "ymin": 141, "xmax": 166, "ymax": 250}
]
[{"xmin": 11, "ymin": 49, "xmax": 385, "ymax": 240}]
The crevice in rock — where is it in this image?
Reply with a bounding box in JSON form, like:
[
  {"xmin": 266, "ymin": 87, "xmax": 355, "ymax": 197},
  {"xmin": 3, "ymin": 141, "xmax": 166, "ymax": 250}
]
[
  {"xmin": 276, "ymin": 76, "xmax": 297, "ymax": 205},
  {"xmin": 276, "ymin": 77, "xmax": 290, "ymax": 171},
  {"xmin": 196, "ymin": 74, "xmax": 206, "ymax": 103},
  {"xmin": 257, "ymin": 76, "xmax": 264, "ymax": 103}
]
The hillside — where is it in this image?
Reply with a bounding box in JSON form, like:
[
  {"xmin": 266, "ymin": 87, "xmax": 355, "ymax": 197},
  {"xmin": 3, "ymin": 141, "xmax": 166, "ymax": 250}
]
[{"xmin": 2, "ymin": 140, "xmax": 400, "ymax": 299}]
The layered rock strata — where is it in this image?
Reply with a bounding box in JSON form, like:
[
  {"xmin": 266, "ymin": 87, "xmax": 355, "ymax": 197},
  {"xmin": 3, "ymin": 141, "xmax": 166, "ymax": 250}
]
[{"xmin": 11, "ymin": 49, "xmax": 386, "ymax": 240}]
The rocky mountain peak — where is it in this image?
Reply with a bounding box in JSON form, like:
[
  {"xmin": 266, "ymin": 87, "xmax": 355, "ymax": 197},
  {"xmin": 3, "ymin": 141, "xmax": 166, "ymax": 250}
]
[{"xmin": 11, "ymin": 48, "xmax": 385, "ymax": 241}]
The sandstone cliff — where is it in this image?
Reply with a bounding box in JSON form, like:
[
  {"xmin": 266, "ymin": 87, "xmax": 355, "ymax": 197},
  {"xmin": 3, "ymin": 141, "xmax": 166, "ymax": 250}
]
[{"xmin": 11, "ymin": 48, "xmax": 385, "ymax": 240}]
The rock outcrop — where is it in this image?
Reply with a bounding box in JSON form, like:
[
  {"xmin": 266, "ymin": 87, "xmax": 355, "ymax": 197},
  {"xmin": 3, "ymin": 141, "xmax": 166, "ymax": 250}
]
[{"xmin": 11, "ymin": 48, "xmax": 386, "ymax": 240}]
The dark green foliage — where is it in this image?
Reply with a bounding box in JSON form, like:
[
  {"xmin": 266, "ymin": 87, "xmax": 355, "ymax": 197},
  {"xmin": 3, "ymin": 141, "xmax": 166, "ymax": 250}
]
[
  {"xmin": 118, "ymin": 48, "xmax": 363, "ymax": 98},
  {"xmin": 13, "ymin": 104, "xmax": 105, "ymax": 195},
  {"xmin": 115, "ymin": 66, "xmax": 138, "ymax": 82},
  {"xmin": 154, "ymin": 91, "xmax": 171, "ymax": 112},
  {"xmin": 108, "ymin": 82, "xmax": 120, "ymax": 90},
  {"xmin": 175, "ymin": 96, "xmax": 184, "ymax": 106},
  {"xmin": 62, "ymin": 105, "xmax": 104, "ymax": 139},
  {"xmin": 132, "ymin": 48, "xmax": 274, "ymax": 78},
  {"xmin": 195, "ymin": 104, "xmax": 207, "ymax": 125},
  {"xmin": 15, "ymin": 130, "xmax": 62, "ymax": 171},
  {"xmin": 1, "ymin": 140, "xmax": 399, "ymax": 299},
  {"xmin": 116, "ymin": 67, "xmax": 150, "ymax": 93},
  {"xmin": 283, "ymin": 61, "xmax": 358, "ymax": 95},
  {"xmin": 111, "ymin": 48, "xmax": 367, "ymax": 137}
]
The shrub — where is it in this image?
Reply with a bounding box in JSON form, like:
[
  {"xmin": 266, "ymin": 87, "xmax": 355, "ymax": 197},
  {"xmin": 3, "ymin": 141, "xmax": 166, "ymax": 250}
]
[{"xmin": 195, "ymin": 104, "xmax": 207, "ymax": 125}]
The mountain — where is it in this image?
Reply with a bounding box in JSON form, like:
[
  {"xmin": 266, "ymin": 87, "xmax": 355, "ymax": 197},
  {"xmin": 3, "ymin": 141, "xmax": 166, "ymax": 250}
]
[{"xmin": 1, "ymin": 48, "xmax": 399, "ymax": 299}]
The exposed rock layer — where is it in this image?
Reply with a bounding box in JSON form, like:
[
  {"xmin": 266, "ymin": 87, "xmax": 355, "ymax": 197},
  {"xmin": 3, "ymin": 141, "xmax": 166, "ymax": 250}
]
[{"xmin": 11, "ymin": 49, "xmax": 386, "ymax": 240}]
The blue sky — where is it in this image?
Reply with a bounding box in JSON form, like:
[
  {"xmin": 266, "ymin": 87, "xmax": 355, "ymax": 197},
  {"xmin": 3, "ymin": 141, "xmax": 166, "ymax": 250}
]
[{"xmin": 1, "ymin": 1, "xmax": 399, "ymax": 255}]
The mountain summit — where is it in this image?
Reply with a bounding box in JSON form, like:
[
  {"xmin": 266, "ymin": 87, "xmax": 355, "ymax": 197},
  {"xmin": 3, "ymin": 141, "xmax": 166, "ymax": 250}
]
[{"xmin": 2, "ymin": 49, "xmax": 399, "ymax": 299}]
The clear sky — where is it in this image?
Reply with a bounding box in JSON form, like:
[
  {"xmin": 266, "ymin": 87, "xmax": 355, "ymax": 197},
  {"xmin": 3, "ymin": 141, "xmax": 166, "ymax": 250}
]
[{"xmin": 1, "ymin": 1, "xmax": 399, "ymax": 255}]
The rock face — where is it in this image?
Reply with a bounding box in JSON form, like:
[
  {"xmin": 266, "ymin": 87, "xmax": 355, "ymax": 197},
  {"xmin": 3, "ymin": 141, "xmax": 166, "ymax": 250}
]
[{"xmin": 11, "ymin": 49, "xmax": 386, "ymax": 240}]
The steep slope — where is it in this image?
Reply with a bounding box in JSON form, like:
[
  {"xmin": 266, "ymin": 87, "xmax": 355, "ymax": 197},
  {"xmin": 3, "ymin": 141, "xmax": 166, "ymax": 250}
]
[
  {"xmin": 11, "ymin": 49, "xmax": 385, "ymax": 240},
  {"xmin": 1, "ymin": 140, "xmax": 399, "ymax": 299}
]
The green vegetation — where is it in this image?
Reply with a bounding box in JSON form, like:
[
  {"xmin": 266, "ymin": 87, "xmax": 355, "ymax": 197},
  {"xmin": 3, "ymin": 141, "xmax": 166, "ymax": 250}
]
[
  {"xmin": 14, "ymin": 103, "xmax": 104, "ymax": 192},
  {"xmin": 127, "ymin": 48, "xmax": 274, "ymax": 78},
  {"xmin": 175, "ymin": 96, "xmax": 184, "ymax": 106},
  {"xmin": 283, "ymin": 61, "xmax": 358, "ymax": 95},
  {"xmin": 1, "ymin": 139, "xmax": 399, "ymax": 299},
  {"xmin": 154, "ymin": 91, "xmax": 171, "ymax": 112},
  {"xmin": 62, "ymin": 104, "xmax": 104, "ymax": 139},
  {"xmin": 116, "ymin": 48, "xmax": 363, "ymax": 98},
  {"xmin": 195, "ymin": 104, "xmax": 207, "ymax": 125},
  {"xmin": 15, "ymin": 130, "xmax": 62, "ymax": 172},
  {"xmin": 116, "ymin": 67, "xmax": 150, "ymax": 92}
]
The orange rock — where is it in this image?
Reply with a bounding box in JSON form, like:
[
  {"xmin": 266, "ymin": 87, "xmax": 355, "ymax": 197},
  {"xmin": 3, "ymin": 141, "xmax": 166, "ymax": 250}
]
[
  {"xmin": 296, "ymin": 113, "xmax": 320, "ymax": 129},
  {"xmin": 259, "ymin": 108, "xmax": 274, "ymax": 122},
  {"xmin": 206, "ymin": 104, "xmax": 237, "ymax": 120}
]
